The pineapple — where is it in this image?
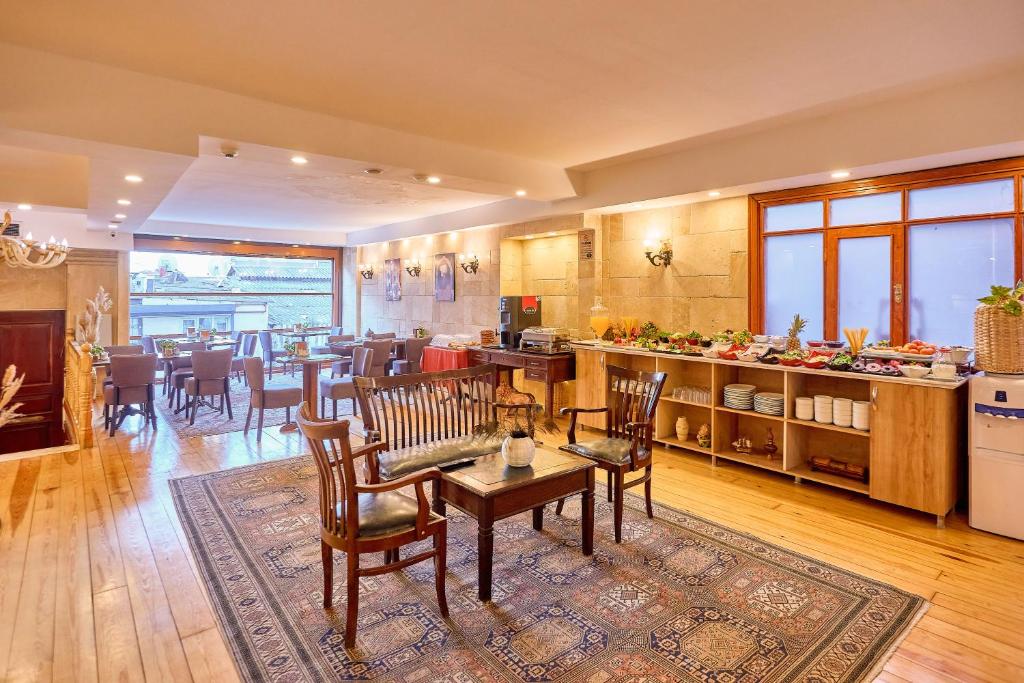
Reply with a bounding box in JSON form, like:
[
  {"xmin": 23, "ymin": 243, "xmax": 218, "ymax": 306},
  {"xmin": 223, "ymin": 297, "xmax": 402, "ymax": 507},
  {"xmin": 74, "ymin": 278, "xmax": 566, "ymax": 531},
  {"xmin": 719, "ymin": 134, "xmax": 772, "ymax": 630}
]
[{"xmin": 786, "ymin": 314, "xmax": 806, "ymax": 353}]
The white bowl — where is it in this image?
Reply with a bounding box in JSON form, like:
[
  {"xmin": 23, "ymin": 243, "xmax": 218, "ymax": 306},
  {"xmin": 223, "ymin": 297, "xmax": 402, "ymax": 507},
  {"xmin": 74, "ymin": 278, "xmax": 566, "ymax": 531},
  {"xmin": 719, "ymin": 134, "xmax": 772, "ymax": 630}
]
[
  {"xmin": 899, "ymin": 365, "xmax": 930, "ymax": 379},
  {"xmin": 753, "ymin": 335, "xmax": 770, "ymax": 344},
  {"xmin": 701, "ymin": 348, "xmax": 719, "ymax": 359}
]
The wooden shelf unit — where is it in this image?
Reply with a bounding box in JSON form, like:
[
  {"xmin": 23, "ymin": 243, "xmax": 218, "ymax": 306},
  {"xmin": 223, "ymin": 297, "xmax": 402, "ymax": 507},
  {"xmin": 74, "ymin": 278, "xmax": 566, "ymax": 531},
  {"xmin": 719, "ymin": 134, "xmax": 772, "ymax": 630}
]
[{"xmin": 574, "ymin": 345, "xmax": 966, "ymax": 525}]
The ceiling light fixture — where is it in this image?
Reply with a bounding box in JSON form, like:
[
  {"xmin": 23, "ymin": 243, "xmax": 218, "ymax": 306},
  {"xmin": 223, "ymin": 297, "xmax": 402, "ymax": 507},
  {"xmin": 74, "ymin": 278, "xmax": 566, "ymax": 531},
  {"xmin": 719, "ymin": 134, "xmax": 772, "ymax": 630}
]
[
  {"xmin": 117, "ymin": 199, "xmax": 132, "ymax": 206},
  {"xmin": 290, "ymin": 155, "xmax": 308, "ymax": 165},
  {"xmin": 108, "ymin": 223, "xmax": 119, "ymax": 229},
  {"xmin": 0, "ymin": 211, "xmax": 70, "ymax": 269},
  {"xmin": 426, "ymin": 175, "xmax": 441, "ymax": 184},
  {"xmin": 515, "ymin": 189, "xmax": 527, "ymax": 197},
  {"xmin": 831, "ymin": 170, "xmax": 851, "ymax": 179},
  {"xmin": 16, "ymin": 204, "xmax": 32, "ymax": 211},
  {"xmin": 708, "ymin": 191, "xmax": 721, "ymax": 198},
  {"xmin": 291, "ymin": 244, "xmax": 299, "ymax": 248},
  {"xmin": 114, "ymin": 213, "xmax": 127, "ymax": 219},
  {"xmin": 363, "ymin": 168, "xmax": 383, "ymax": 175},
  {"xmin": 233, "ymin": 241, "xmax": 241, "ymax": 245},
  {"xmin": 124, "ymin": 174, "xmax": 143, "ymax": 183}
]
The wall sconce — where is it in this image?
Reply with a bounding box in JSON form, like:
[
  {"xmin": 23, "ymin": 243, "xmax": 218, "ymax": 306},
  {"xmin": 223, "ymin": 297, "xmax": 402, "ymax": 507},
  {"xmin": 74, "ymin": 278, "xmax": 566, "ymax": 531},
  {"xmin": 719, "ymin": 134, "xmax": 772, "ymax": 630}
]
[
  {"xmin": 404, "ymin": 259, "xmax": 422, "ymax": 277},
  {"xmin": 358, "ymin": 263, "xmax": 374, "ymax": 279},
  {"xmin": 644, "ymin": 239, "xmax": 673, "ymax": 267},
  {"xmin": 458, "ymin": 252, "xmax": 480, "ymax": 274}
]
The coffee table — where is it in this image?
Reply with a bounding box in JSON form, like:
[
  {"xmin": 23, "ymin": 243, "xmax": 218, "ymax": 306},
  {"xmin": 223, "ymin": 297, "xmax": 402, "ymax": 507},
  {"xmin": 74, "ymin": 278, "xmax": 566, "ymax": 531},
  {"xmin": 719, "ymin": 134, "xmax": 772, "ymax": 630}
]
[{"xmin": 436, "ymin": 447, "xmax": 595, "ymax": 601}]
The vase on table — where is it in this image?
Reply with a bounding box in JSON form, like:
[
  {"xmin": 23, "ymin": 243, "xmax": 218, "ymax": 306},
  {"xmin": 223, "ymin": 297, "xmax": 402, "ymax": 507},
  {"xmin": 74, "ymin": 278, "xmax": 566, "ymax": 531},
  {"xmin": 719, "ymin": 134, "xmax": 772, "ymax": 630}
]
[
  {"xmin": 675, "ymin": 416, "xmax": 689, "ymax": 441},
  {"xmin": 501, "ymin": 434, "xmax": 536, "ymax": 467}
]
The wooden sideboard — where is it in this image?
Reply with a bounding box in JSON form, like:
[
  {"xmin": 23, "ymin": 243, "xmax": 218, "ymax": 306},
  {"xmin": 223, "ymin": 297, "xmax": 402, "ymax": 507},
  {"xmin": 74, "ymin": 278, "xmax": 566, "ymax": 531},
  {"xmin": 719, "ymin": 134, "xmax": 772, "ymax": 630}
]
[
  {"xmin": 467, "ymin": 347, "xmax": 575, "ymax": 418},
  {"xmin": 573, "ymin": 344, "xmax": 966, "ymax": 525}
]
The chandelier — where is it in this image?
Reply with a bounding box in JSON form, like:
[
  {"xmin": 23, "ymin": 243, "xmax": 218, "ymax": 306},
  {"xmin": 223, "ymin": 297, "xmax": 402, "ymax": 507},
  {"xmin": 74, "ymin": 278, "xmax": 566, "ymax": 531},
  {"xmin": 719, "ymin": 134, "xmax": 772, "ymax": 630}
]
[{"xmin": 1, "ymin": 210, "xmax": 70, "ymax": 269}]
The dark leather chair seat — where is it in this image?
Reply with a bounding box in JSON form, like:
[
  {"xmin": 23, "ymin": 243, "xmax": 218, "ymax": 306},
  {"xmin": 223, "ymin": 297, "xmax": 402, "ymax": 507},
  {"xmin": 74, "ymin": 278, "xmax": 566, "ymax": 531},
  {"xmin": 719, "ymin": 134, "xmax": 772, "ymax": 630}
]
[
  {"xmin": 562, "ymin": 437, "xmax": 650, "ymax": 464},
  {"xmin": 337, "ymin": 492, "xmax": 444, "ymax": 538},
  {"xmin": 378, "ymin": 434, "xmax": 503, "ymax": 480}
]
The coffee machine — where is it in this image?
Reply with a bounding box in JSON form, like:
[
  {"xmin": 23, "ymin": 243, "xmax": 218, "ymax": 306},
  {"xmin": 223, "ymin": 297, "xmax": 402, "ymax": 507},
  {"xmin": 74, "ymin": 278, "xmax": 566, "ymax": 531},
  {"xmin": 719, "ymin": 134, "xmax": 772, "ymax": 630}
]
[{"xmin": 498, "ymin": 296, "xmax": 542, "ymax": 348}]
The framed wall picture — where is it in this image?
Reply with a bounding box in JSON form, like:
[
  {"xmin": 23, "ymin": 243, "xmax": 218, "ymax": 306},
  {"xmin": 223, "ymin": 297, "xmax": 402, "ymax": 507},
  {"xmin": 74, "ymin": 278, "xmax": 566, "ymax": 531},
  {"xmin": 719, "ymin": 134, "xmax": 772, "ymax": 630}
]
[
  {"xmin": 384, "ymin": 258, "xmax": 402, "ymax": 301},
  {"xmin": 434, "ymin": 252, "xmax": 456, "ymax": 302}
]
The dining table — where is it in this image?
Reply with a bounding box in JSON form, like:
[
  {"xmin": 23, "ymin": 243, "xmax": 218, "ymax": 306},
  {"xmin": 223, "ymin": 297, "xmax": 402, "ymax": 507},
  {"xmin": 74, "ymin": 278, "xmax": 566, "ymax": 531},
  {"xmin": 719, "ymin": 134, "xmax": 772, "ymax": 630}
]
[{"xmin": 275, "ymin": 353, "xmax": 344, "ymax": 431}]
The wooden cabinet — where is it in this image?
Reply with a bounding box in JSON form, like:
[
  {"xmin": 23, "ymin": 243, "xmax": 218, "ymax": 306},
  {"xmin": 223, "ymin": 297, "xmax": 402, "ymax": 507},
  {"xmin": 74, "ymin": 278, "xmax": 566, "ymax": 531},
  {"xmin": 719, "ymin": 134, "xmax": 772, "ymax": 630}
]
[
  {"xmin": 869, "ymin": 381, "xmax": 960, "ymax": 519},
  {"xmin": 573, "ymin": 348, "xmax": 607, "ymax": 429},
  {"xmin": 571, "ymin": 345, "xmax": 966, "ymax": 524}
]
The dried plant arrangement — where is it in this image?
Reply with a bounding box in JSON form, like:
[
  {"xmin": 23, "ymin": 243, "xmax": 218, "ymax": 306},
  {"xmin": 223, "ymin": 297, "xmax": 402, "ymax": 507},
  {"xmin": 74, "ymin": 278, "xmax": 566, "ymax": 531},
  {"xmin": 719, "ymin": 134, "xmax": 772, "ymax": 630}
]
[
  {"xmin": 0, "ymin": 364, "xmax": 25, "ymax": 429},
  {"xmin": 76, "ymin": 286, "xmax": 113, "ymax": 345}
]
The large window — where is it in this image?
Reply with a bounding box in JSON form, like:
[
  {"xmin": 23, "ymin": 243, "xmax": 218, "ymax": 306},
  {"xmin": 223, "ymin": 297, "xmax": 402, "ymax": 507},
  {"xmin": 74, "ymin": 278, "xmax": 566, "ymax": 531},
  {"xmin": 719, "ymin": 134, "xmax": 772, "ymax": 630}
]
[
  {"xmin": 751, "ymin": 159, "xmax": 1024, "ymax": 347},
  {"xmin": 129, "ymin": 241, "xmax": 338, "ymax": 343}
]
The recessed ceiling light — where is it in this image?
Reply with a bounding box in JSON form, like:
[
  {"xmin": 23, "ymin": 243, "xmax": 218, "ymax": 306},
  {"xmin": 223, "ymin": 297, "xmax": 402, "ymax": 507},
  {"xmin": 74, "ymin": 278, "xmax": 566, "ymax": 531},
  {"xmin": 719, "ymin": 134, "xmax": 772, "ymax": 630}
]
[
  {"xmin": 291, "ymin": 244, "xmax": 299, "ymax": 248},
  {"xmin": 831, "ymin": 170, "xmax": 851, "ymax": 179},
  {"xmin": 117, "ymin": 199, "xmax": 132, "ymax": 206},
  {"xmin": 173, "ymin": 236, "xmax": 181, "ymax": 240},
  {"xmin": 363, "ymin": 168, "xmax": 383, "ymax": 175},
  {"xmin": 515, "ymin": 189, "xmax": 527, "ymax": 197},
  {"xmin": 290, "ymin": 155, "xmax": 308, "ymax": 165},
  {"xmin": 708, "ymin": 191, "xmax": 721, "ymax": 198},
  {"xmin": 16, "ymin": 203, "xmax": 32, "ymax": 211},
  {"xmin": 114, "ymin": 213, "xmax": 127, "ymax": 219},
  {"xmin": 426, "ymin": 175, "xmax": 441, "ymax": 184},
  {"xmin": 548, "ymin": 232, "xmax": 557, "ymax": 236},
  {"xmin": 233, "ymin": 241, "xmax": 241, "ymax": 245},
  {"xmin": 108, "ymin": 223, "xmax": 119, "ymax": 229},
  {"xmin": 124, "ymin": 174, "xmax": 143, "ymax": 183}
]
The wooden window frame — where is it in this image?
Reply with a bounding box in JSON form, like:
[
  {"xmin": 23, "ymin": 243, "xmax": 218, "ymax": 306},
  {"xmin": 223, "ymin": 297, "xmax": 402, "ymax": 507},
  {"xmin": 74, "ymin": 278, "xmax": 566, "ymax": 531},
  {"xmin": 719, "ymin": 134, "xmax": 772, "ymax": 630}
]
[
  {"xmin": 129, "ymin": 235, "xmax": 345, "ymax": 339},
  {"xmin": 749, "ymin": 157, "xmax": 1024, "ymax": 344}
]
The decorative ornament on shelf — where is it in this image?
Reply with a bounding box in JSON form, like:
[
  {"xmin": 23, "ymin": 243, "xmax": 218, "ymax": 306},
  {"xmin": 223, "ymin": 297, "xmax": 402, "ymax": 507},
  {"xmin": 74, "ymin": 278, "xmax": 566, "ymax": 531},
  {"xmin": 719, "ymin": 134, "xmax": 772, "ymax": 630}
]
[
  {"xmin": 643, "ymin": 239, "xmax": 673, "ymax": 267},
  {"xmin": 404, "ymin": 258, "xmax": 422, "ymax": 277},
  {"xmin": 764, "ymin": 428, "xmax": 778, "ymax": 460},
  {"xmin": 358, "ymin": 263, "xmax": 374, "ymax": 279},
  {"xmin": 75, "ymin": 286, "xmax": 112, "ymax": 345},
  {"xmin": 0, "ymin": 364, "xmax": 25, "ymax": 429},
  {"xmin": 457, "ymin": 252, "xmax": 480, "ymax": 274},
  {"xmin": 732, "ymin": 436, "xmax": 753, "ymax": 454},
  {"xmin": 675, "ymin": 416, "xmax": 689, "ymax": 442},
  {"xmin": 696, "ymin": 423, "xmax": 711, "ymax": 448},
  {"xmin": 1, "ymin": 210, "xmax": 70, "ymax": 269},
  {"xmin": 786, "ymin": 313, "xmax": 807, "ymax": 353}
]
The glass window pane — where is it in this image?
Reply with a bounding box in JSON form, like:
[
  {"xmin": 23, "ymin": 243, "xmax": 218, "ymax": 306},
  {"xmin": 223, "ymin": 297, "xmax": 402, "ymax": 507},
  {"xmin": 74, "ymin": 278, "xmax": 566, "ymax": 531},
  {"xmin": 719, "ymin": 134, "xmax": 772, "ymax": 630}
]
[
  {"xmin": 908, "ymin": 218, "xmax": 1015, "ymax": 346},
  {"xmin": 829, "ymin": 192, "xmax": 901, "ymax": 227},
  {"xmin": 130, "ymin": 252, "xmax": 334, "ymax": 294},
  {"xmin": 838, "ymin": 236, "xmax": 891, "ymax": 341},
  {"xmin": 764, "ymin": 233, "xmax": 824, "ymax": 339},
  {"xmin": 908, "ymin": 178, "xmax": 1014, "ymax": 220},
  {"xmin": 764, "ymin": 201, "xmax": 823, "ymax": 232}
]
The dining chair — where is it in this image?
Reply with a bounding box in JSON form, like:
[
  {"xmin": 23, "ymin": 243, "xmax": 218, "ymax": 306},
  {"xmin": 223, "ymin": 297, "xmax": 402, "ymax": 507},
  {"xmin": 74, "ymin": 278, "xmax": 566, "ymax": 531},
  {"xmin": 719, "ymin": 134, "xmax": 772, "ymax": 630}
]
[
  {"xmin": 297, "ymin": 403, "xmax": 448, "ymax": 648},
  {"xmin": 104, "ymin": 354, "xmax": 158, "ymax": 436},
  {"xmin": 315, "ymin": 333, "xmax": 355, "ymax": 355},
  {"xmin": 140, "ymin": 336, "xmax": 157, "ymax": 354},
  {"xmin": 362, "ymin": 339, "xmax": 394, "ymax": 377},
  {"xmin": 104, "ymin": 344, "xmax": 144, "ymax": 356},
  {"xmin": 327, "ymin": 335, "xmax": 358, "ymax": 376},
  {"xmin": 392, "ymin": 337, "xmax": 432, "ymax": 374},
  {"xmin": 232, "ymin": 333, "xmax": 258, "ymax": 384},
  {"xmin": 242, "ymin": 357, "xmax": 302, "ymax": 442},
  {"xmin": 165, "ymin": 342, "xmax": 207, "ymax": 403},
  {"xmin": 319, "ymin": 347, "xmax": 372, "ymax": 419},
  {"xmin": 258, "ymin": 330, "xmax": 290, "ymax": 378},
  {"xmin": 183, "ymin": 349, "xmax": 234, "ymax": 425},
  {"xmin": 554, "ymin": 364, "xmax": 667, "ymax": 543},
  {"xmin": 370, "ymin": 332, "xmax": 397, "ymax": 340}
]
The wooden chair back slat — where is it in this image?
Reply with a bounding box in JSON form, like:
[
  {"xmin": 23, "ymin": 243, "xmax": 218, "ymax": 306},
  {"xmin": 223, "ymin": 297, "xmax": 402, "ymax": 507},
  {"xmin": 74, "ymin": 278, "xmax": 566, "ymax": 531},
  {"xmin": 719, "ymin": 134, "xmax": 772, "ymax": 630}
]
[{"xmin": 604, "ymin": 365, "xmax": 666, "ymax": 440}]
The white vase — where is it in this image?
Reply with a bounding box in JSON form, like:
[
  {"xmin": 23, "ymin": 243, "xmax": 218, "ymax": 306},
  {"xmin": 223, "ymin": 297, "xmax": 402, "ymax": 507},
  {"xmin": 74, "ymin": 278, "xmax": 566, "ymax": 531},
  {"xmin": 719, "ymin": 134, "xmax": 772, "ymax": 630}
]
[
  {"xmin": 675, "ymin": 416, "xmax": 689, "ymax": 441},
  {"xmin": 501, "ymin": 436, "xmax": 536, "ymax": 467}
]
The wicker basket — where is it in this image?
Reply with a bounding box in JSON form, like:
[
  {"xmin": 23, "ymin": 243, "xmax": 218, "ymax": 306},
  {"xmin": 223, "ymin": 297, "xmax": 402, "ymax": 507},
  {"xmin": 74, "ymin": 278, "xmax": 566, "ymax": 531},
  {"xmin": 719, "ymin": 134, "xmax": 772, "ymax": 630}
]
[{"xmin": 974, "ymin": 305, "xmax": 1024, "ymax": 374}]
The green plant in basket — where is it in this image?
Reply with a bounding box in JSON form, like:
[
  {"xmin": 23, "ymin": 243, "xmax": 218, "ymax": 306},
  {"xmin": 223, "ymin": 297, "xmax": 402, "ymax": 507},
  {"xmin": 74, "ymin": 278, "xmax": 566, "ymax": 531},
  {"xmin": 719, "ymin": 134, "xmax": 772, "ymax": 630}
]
[
  {"xmin": 284, "ymin": 342, "xmax": 297, "ymax": 356},
  {"xmin": 978, "ymin": 280, "xmax": 1024, "ymax": 316}
]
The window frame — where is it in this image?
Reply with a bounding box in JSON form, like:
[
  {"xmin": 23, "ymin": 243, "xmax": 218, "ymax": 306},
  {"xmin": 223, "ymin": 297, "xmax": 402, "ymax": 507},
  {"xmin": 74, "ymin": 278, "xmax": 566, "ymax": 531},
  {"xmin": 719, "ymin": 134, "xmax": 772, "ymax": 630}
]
[
  {"xmin": 749, "ymin": 157, "xmax": 1024, "ymax": 344},
  {"xmin": 129, "ymin": 235, "xmax": 344, "ymax": 340}
]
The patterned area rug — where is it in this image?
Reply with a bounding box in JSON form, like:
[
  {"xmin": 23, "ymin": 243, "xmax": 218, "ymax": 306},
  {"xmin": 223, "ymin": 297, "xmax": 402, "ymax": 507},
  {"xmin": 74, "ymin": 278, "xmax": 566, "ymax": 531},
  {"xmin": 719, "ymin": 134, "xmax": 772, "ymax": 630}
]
[
  {"xmin": 171, "ymin": 457, "xmax": 926, "ymax": 682},
  {"xmin": 154, "ymin": 375, "xmax": 353, "ymax": 438}
]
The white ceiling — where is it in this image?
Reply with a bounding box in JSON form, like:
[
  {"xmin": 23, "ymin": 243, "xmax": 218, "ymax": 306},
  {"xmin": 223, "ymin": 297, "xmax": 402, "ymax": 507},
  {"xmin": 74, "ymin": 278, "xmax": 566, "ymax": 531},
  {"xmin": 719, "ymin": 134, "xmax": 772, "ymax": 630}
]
[{"xmin": 2, "ymin": 1, "xmax": 1024, "ymax": 243}]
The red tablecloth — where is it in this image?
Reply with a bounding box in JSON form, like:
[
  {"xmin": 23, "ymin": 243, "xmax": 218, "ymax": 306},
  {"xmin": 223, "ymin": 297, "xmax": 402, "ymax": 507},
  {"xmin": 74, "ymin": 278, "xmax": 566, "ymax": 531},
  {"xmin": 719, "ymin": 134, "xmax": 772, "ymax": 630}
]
[{"xmin": 421, "ymin": 346, "xmax": 469, "ymax": 372}]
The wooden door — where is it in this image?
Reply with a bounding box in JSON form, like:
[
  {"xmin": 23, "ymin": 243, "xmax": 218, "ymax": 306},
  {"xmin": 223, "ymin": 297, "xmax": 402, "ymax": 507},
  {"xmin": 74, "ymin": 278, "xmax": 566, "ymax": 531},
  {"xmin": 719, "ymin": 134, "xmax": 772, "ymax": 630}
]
[
  {"xmin": 0, "ymin": 310, "xmax": 66, "ymax": 454},
  {"xmin": 574, "ymin": 349, "xmax": 607, "ymax": 430},
  {"xmin": 868, "ymin": 381, "xmax": 960, "ymax": 517}
]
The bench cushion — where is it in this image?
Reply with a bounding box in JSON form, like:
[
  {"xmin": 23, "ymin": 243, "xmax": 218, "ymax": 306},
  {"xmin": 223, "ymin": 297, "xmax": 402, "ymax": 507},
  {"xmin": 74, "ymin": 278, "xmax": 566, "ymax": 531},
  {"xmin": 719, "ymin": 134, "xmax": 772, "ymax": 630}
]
[
  {"xmin": 378, "ymin": 434, "xmax": 503, "ymax": 480},
  {"xmin": 561, "ymin": 437, "xmax": 649, "ymax": 464}
]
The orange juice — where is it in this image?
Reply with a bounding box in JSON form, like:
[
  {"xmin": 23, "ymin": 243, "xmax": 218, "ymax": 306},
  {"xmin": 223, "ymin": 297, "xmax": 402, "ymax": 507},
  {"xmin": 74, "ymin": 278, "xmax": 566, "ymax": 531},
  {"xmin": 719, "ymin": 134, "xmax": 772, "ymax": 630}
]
[{"xmin": 589, "ymin": 315, "xmax": 610, "ymax": 339}]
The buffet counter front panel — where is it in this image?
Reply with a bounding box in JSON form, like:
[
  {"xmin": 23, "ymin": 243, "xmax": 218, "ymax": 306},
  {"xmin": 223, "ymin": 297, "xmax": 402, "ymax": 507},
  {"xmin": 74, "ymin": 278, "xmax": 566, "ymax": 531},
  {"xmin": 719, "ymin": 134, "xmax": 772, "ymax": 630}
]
[{"xmin": 573, "ymin": 344, "xmax": 965, "ymax": 525}]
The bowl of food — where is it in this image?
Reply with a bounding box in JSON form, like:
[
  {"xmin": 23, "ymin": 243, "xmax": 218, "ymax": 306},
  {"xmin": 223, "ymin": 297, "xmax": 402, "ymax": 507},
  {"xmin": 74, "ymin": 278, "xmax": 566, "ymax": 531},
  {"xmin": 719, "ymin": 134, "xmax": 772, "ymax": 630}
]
[
  {"xmin": 779, "ymin": 352, "xmax": 804, "ymax": 367},
  {"xmin": 719, "ymin": 350, "xmax": 739, "ymax": 361},
  {"xmin": 823, "ymin": 340, "xmax": 845, "ymax": 349},
  {"xmin": 899, "ymin": 363, "xmax": 930, "ymax": 379},
  {"xmin": 758, "ymin": 354, "xmax": 780, "ymax": 364},
  {"xmin": 945, "ymin": 346, "xmax": 972, "ymax": 364},
  {"xmin": 807, "ymin": 340, "xmax": 825, "ymax": 349},
  {"xmin": 736, "ymin": 349, "xmax": 760, "ymax": 362},
  {"xmin": 828, "ymin": 352, "xmax": 854, "ymax": 371},
  {"xmin": 753, "ymin": 334, "xmax": 770, "ymax": 344},
  {"xmin": 701, "ymin": 348, "xmax": 719, "ymax": 359},
  {"xmin": 803, "ymin": 355, "xmax": 830, "ymax": 369}
]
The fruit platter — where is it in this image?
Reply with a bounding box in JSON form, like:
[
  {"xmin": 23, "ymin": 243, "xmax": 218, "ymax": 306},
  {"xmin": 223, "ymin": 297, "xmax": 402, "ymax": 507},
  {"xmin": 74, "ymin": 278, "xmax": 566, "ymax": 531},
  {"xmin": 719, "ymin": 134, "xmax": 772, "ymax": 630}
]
[{"xmin": 862, "ymin": 339, "xmax": 938, "ymax": 361}]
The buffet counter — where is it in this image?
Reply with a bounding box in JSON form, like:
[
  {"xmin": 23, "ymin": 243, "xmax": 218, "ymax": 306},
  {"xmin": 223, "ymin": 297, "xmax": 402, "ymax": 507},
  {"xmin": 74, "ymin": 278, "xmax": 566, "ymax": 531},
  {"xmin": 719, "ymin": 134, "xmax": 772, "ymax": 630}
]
[{"xmin": 572, "ymin": 342, "xmax": 966, "ymax": 525}]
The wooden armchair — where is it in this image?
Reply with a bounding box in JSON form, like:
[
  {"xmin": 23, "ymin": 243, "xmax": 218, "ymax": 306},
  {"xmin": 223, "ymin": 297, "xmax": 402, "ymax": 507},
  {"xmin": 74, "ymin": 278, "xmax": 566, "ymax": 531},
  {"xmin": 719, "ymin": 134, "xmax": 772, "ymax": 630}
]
[
  {"xmin": 555, "ymin": 364, "xmax": 666, "ymax": 542},
  {"xmin": 297, "ymin": 403, "xmax": 449, "ymax": 649}
]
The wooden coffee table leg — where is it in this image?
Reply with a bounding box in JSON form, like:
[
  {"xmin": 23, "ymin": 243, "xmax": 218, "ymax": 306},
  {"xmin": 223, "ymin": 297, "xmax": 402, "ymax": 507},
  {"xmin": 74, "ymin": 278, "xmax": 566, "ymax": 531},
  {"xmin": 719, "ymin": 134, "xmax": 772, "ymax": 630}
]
[
  {"xmin": 478, "ymin": 507, "xmax": 494, "ymax": 601},
  {"xmin": 532, "ymin": 505, "xmax": 544, "ymax": 531},
  {"xmin": 582, "ymin": 468, "xmax": 595, "ymax": 556}
]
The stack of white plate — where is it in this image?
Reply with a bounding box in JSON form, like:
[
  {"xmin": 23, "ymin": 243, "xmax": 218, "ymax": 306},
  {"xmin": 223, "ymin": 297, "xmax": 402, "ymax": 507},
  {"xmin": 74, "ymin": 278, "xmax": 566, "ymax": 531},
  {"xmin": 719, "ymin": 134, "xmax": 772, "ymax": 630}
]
[
  {"xmin": 724, "ymin": 383, "xmax": 757, "ymax": 410},
  {"xmin": 795, "ymin": 396, "xmax": 814, "ymax": 421},
  {"xmin": 814, "ymin": 395, "xmax": 833, "ymax": 423},
  {"xmin": 832, "ymin": 397, "xmax": 853, "ymax": 427},
  {"xmin": 853, "ymin": 401, "xmax": 871, "ymax": 431},
  {"xmin": 753, "ymin": 392, "xmax": 784, "ymax": 416}
]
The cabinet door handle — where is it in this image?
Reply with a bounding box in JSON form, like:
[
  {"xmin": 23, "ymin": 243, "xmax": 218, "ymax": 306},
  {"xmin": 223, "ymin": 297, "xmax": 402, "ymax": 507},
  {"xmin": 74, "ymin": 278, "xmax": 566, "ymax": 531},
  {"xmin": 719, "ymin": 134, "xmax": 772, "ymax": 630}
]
[
  {"xmin": 600, "ymin": 354, "xmax": 605, "ymax": 369},
  {"xmin": 870, "ymin": 385, "xmax": 878, "ymax": 410}
]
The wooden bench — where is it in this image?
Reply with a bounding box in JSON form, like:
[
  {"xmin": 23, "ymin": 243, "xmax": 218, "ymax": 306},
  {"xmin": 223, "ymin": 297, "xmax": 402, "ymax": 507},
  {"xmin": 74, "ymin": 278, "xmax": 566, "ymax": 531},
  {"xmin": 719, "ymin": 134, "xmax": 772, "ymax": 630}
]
[{"xmin": 355, "ymin": 364, "xmax": 534, "ymax": 483}]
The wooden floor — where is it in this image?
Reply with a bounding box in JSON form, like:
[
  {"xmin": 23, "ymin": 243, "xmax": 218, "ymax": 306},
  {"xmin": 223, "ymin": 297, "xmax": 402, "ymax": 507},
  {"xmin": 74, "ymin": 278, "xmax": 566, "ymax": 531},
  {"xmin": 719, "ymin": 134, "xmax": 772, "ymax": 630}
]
[{"xmin": 1, "ymin": 403, "xmax": 1023, "ymax": 683}]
